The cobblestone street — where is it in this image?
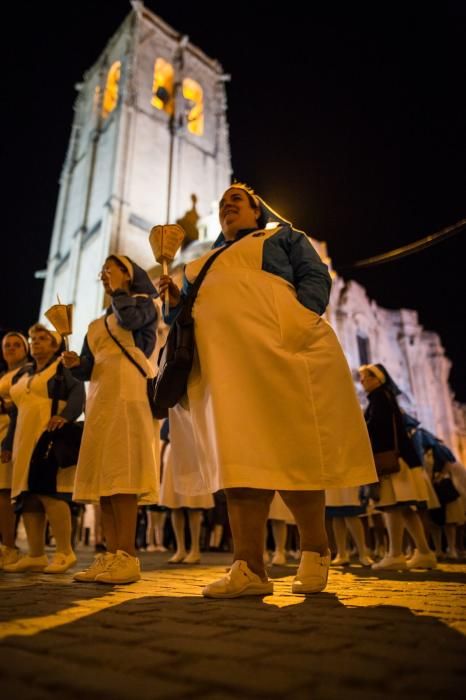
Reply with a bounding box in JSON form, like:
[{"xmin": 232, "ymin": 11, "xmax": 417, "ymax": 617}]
[{"xmin": 1, "ymin": 549, "xmax": 465, "ymax": 700}]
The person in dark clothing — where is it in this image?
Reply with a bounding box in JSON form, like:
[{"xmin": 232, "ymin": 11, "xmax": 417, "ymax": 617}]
[{"xmin": 360, "ymin": 363, "xmax": 437, "ymax": 571}]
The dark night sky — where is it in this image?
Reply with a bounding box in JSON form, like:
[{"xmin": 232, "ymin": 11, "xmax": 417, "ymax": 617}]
[{"xmin": 3, "ymin": 2, "xmax": 466, "ymax": 399}]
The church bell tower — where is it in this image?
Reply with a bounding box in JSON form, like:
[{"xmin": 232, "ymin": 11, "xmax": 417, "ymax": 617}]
[{"xmin": 39, "ymin": 1, "xmax": 231, "ymax": 346}]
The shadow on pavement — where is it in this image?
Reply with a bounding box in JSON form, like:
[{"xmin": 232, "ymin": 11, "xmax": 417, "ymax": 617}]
[
  {"xmin": 0, "ymin": 574, "xmax": 109, "ymax": 623},
  {"xmin": 267, "ymin": 563, "xmax": 466, "ymax": 584},
  {"xmin": 1, "ymin": 586, "xmax": 465, "ymax": 699}
]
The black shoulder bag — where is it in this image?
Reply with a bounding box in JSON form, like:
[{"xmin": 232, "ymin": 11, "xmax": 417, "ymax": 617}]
[
  {"xmin": 151, "ymin": 245, "xmax": 230, "ymax": 419},
  {"xmin": 28, "ymin": 364, "xmax": 84, "ymax": 494}
]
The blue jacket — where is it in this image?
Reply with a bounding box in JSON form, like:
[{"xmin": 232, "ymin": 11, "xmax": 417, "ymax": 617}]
[{"xmin": 165, "ymin": 224, "xmax": 331, "ymax": 324}]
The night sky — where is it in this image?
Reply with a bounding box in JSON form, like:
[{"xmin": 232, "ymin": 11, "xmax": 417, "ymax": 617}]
[{"xmin": 3, "ymin": 2, "xmax": 466, "ymax": 399}]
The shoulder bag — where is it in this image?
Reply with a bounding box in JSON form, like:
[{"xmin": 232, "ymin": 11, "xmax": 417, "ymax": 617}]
[
  {"xmin": 152, "ymin": 244, "xmax": 231, "ymax": 419},
  {"xmin": 28, "ymin": 364, "xmax": 84, "ymax": 493}
]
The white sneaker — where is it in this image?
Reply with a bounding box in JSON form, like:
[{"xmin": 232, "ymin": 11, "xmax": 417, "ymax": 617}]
[
  {"xmin": 94, "ymin": 550, "xmax": 141, "ymax": 584},
  {"xmin": 406, "ymin": 550, "xmax": 437, "ymax": 570},
  {"xmin": 73, "ymin": 552, "xmax": 115, "ymax": 581},
  {"xmin": 358, "ymin": 552, "xmax": 375, "ymax": 567},
  {"xmin": 292, "ymin": 550, "xmax": 331, "ymax": 594},
  {"xmin": 74, "ymin": 553, "xmax": 115, "ymax": 582},
  {"xmin": 288, "ymin": 549, "xmax": 301, "ymax": 561},
  {"xmin": 271, "ymin": 551, "xmax": 287, "ymax": 566},
  {"xmin": 43, "ymin": 551, "xmax": 77, "ymax": 574},
  {"xmin": 183, "ymin": 551, "xmax": 201, "ymax": 564},
  {"xmin": 331, "ymin": 553, "xmax": 350, "ymax": 566},
  {"xmin": 372, "ymin": 554, "xmax": 407, "ymax": 571},
  {"xmin": 3, "ymin": 554, "xmax": 49, "ymax": 572},
  {"xmin": 0, "ymin": 546, "xmax": 21, "ymax": 569},
  {"xmin": 202, "ymin": 560, "xmax": 273, "ymax": 599},
  {"xmin": 168, "ymin": 551, "xmax": 186, "ymax": 564}
]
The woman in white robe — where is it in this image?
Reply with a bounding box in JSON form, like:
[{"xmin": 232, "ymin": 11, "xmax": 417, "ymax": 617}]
[
  {"xmin": 0, "ymin": 332, "xmax": 29, "ymax": 568},
  {"xmin": 63, "ymin": 256, "xmax": 160, "ymax": 585},
  {"xmin": 1, "ymin": 325, "xmax": 84, "ymax": 574},
  {"xmin": 160, "ymin": 184, "xmax": 377, "ymax": 598}
]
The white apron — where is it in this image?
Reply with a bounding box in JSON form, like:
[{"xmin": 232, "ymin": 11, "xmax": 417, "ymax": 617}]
[
  {"xmin": 0, "ymin": 369, "xmax": 21, "ymax": 490},
  {"xmin": 159, "ymin": 443, "xmax": 214, "ymax": 509},
  {"xmin": 378, "ymin": 461, "xmax": 435, "ymax": 508},
  {"xmin": 268, "ymin": 492, "xmax": 295, "ymax": 523},
  {"xmin": 73, "ymin": 313, "xmax": 159, "ymax": 504},
  {"xmin": 326, "ymin": 486, "xmax": 362, "ymax": 509},
  {"xmin": 9, "ymin": 360, "xmax": 76, "ymax": 499},
  {"xmin": 170, "ymin": 226, "xmax": 377, "ymax": 494}
]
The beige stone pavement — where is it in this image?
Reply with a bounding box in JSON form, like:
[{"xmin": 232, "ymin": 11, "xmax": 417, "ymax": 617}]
[{"xmin": 0, "ymin": 549, "xmax": 465, "ymax": 700}]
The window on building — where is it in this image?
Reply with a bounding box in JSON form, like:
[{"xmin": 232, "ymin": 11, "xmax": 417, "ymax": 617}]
[
  {"xmin": 151, "ymin": 58, "xmax": 204, "ymax": 136},
  {"xmin": 182, "ymin": 78, "xmax": 204, "ymax": 135},
  {"xmin": 102, "ymin": 61, "xmax": 121, "ymax": 119},
  {"xmin": 152, "ymin": 58, "xmax": 174, "ymax": 114},
  {"xmin": 357, "ymin": 334, "xmax": 371, "ymax": 366}
]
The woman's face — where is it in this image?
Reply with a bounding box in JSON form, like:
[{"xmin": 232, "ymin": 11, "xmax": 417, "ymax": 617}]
[
  {"xmin": 101, "ymin": 258, "xmax": 131, "ymax": 292},
  {"xmin": 219, "ymin": 188, "xmax": 260, "ymax": 240},
  {"xmin": 359, "ymin": 369, "xmax": 382, "ymax": 394},
  {"xmin": 2, "ymin": 335, "xmax": 27, "ymax": 369},
  {"xmin": 29, "ymin": 331, "xmax": 57, "ymax": 362},
  {"xmin": 98, "ymin": 265, "xmax": 112, "ymax": 294}
]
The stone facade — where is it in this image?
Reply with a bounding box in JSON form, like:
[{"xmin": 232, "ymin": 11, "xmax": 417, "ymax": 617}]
[
  {"xmin": 40, "ymin": 3, "xmax": 231, "ymax": 345},
  {"xmin": 328, "ymin": 276, "xmax": 461, "ymax": 454}
]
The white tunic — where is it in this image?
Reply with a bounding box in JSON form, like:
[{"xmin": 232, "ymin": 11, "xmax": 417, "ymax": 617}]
[
  {"xmin": 326, "ymin": 487, "xmax": 363, "ymax": 509},
  {"xmin": 9, "ymin": 360, "xmax": 76, "ymax": 499},
  {"xmin": 170, "ymin": 227, "xmax": 377, "ymax": 495},
  {"xmin": 378, "ymin": 461, "xmax": 438, "ymax": 508},
  {"xmin": 73, "ymin": 314, "xmax": 159, "ymax": 504},
  {"xmin": 159, "ymin": 443, "xmax": 214, "ymax": 509},
  {"xmin": 0, "ymin": 368, "xmax": 21, "ymax": 490},
  {"xmin": 268, "ymin": 492, "xmax": 295, "ymax": 523}
]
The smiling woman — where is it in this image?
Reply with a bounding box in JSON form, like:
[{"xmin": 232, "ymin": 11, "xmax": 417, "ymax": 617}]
[
  {"xmin": 219, "ymin": 188, "xmax": 263, "ymax": 239},
  {"xmin": 159, "ymin": 183, "xmax": 377, "ymax": 599},
  {"xmin": 1, "ymin": 324, "xmax": 85, "ymax": 575}
]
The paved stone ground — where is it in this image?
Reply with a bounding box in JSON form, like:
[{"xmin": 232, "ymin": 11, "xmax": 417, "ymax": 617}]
[{"xmin": 1, "ymin": 548, "xmax": 465, "ymax": 700}]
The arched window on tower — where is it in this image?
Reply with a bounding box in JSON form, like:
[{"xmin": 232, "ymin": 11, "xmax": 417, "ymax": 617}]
[
  {"xmin": 182, "ymin": 78, "xmax": 204, "ymax": 135},
  {"xmin": 152, "ymin": 58, "xmax": 174, "ymax": 114},
  {"xmin": 102, "ymin": 61, "xmax": 121, "ymax": 119}
]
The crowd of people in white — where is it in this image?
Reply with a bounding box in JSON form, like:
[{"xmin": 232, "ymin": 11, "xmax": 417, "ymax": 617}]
[{"xmin": 1, "ymin": 184, "xmax": 465, "ymax": 598}]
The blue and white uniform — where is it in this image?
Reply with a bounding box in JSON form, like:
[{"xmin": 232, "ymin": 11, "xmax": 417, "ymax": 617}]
[
  {"xmin": 5, "ymin": 360, "xmax": 84, "ymax": 499},
  {"xmin": 72, "ymin": 259, "xmax": 160, "ymax": 505},
  {"xmin": 167, "ymin": 199, "xmax": 376, "ymax": 495}
]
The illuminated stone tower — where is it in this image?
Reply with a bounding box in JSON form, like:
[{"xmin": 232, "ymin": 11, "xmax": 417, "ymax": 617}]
[{"xmin": 40, "ymin": 1, "xmax": 231, "ymax": 345}]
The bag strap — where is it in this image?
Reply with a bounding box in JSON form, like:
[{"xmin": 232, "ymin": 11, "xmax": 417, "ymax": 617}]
[
  {"xmin": 104, "ymin": 315, "xmax": 148, "ymax": 379},
  {"xmin": 50, "ymin": 361, "xmax": 64, "ymax": 419},
  {"xmin": 106, "ymin": 242, "xmax": 232, "ymax": 371},
  {"xmin": 184, "ymin": 243, "xmax": 233, "ymax": 311},
  {"xmin": 392, "ymin": 413, "xmax": 398, "ymax": 453},
  {"xmin": 384, "ymin": 390, "xmax": 399, "ymax": 453}
]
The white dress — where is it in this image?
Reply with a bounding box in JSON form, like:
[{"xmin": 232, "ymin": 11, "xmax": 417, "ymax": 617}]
[
  {"xmin": 73, "ymin": 314, "xmax": 159, "ymax": 505},
  {"xmin": 0, "ymin": 368, "xmax": 22, "ymax": 490},
  {"xmin": 9, "ymin": 360, "xmax": 76, "ymax": 499},
  {"xmin": 159, "ymin": 444, "xmax": 215, "ymax": 509},
  {"xmin": 326, "ymin": 487, "xmax": 366, "ymax": 516},
  {"xmin": 170, "ymin": 226, "xmax": 377, "ymax": 495},
  {"xmin": 378, "ymin": 460, "xmax": 436, "ymax": 508},
  {"xmin": 268, "ymin": 492, "xmax": 295, "ymax": 523}
]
